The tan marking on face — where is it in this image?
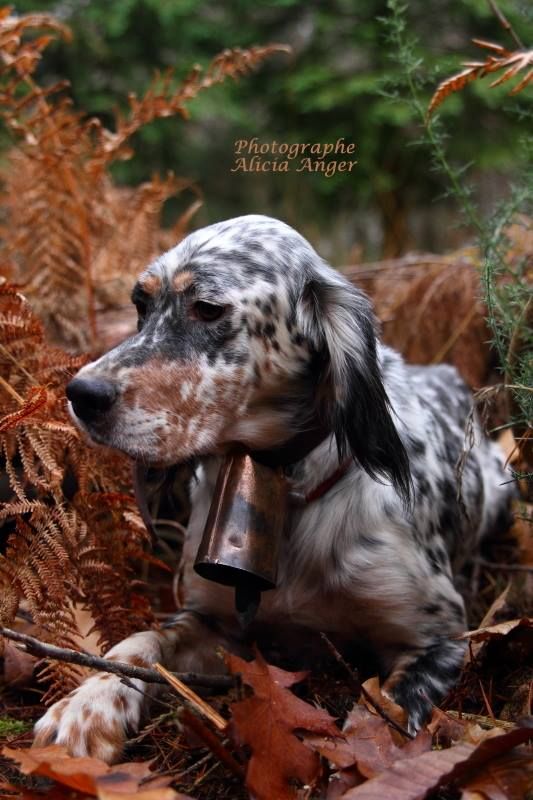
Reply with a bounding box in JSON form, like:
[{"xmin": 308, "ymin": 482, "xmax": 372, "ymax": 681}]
[
  {"xmin": 139, "ymin": 273, "xmax": 162, "ymax": 296},
  {"xmin": 172, "ymin": 270, "xmax": 194, "ymax": 293},
  {"xmin": 119, "ymin": 358, "xmax": 252, "ymax": 461}
]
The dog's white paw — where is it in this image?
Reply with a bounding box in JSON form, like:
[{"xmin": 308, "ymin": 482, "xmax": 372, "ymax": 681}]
[{"xmin": 33, "ymin": 673, "xmax": 144, "ymax": 763}]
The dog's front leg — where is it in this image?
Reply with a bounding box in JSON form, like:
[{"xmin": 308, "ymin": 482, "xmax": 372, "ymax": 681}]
[
  {"xmin": 376, "ymin": 583, "xmax": 468, "ymax": 733},
  {"xmin": 383, "ymin": 634, "xmax": 467, "ymax": 733},
  {"xmin": 33, "ymin": 611, "xmax": 230, "ymax": 763}
]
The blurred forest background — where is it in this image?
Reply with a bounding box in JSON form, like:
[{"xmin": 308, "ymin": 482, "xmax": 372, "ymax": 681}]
[{"xmin": 9, "ymin": 0, "xmax": 533, "ymax": 262}]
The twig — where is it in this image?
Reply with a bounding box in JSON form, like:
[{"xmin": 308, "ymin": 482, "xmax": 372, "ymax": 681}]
[
  {"xmin": 320, "ymin": 632, "xmax": 361, "ymax": 693},
  {"xmin": 0, "ymin": 343, "xmax": 38, "ymax": 385},
  {"xmin": 181, "ymin": 708, "xmax": 245, "ymax": 780},
  {"xmin": 474, "ymin": 558, "xmax": 533, "ymax": 573},
  {"xmin": 320, "ymin": 633, "xmax": 414, "ymax": 740},
  {"xmin": 174, "ymin": 752, "xmax": 212, "ymax": 781},
  {"xmin": 478, "ymin": 679, "xmax": 496, "ymax": 722},
  {"xmin": 0, "ymin": 627, "xmax": 235, "ymax": 690},
  {"xmin": 446, "ymin": 709, "xmax": 515, "ymax": 730},
  {"xmin": 0, "ymin": 375, "xmax": 24, "ymax": 404},
  {"xmin": 487, "ymin": 0, "xmax": 524, "ymax": 49},
  {"xmin": 154, "ymin": 662, "xmax": 227, "ymax": 731},
  {"xmin": 119, "ymin": 675, "xmax": 175, "ymax": 711}
]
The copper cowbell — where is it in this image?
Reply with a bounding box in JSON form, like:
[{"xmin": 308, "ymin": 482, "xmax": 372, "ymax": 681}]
[{"xmin": 194, "ymin": 451, "xmax": 288, "ymax": 626}]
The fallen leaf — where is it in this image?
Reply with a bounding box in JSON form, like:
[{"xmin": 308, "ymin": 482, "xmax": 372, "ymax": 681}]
[
  {"xmin": 1, "ymin": 640, "xmax": 37, "ymax": 687},
  {"xmin": 360, "ymin": 676, "xmax": 408, "ymax": 732},
  {"xmin": 341, "ymin": 724, "xmax": 532, "ymax": 799},
  {"xmin": 98, "ymin": 791, "xmax": 193, "ymax": 800},
  {"xmin": 427, "ymin": 708, "xmax": 469, "ymax": 743},
  {"xmin": 2, "ymin": 744, "xmax": 156, "ymax": 796},
  {"xmin": 427, "ymin": 709, "xmax": 504, "ymax": 747},
  {"xmin": 326, "ymin": 767, "xmax": 364, "ymax": 799},
  {"xmin": 96, "ymin": 762, "xmax": 160, "ymax": 793},
  {"xmin": 306, "ymin": 703, "xmax": 430, "ymax": 779},
  {"xmin": 226, "ymin": 649, "xmax": 341, "ymax": 800},
  {"xmin": 460, "ymin": 617, "xmax": 532, "ymax": 642},
  {"xmin": 461, "ymin": 749, "xmax": 533, "ymax": 800},
  {"xmin": 306, "ymin": 702, "xmax": 431, "ymax": 798},
  {"xmin": 3, "ymin": 744, "xmax": 108, "ymax": 794},
  {"xmin": 478, "ymin": 584, "xmax": 511, "ymax": 630},
  {"xmin": 465, "ymin": 584, "xmax": 511, "ymax": 663}
]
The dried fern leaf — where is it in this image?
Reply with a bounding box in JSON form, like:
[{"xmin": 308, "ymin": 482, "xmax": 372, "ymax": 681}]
[
  {"xmin": 428, "ymin": 45, "xmax": 533, "ymax": 116},
  {"xmin": 510, "ymin": 66, "xmax": 533, "ymax": 94},
  {"xmin": 471, "ymin": 38, "xmax": 509, "ymax": 55},
  {"xmin": 0, "ymin": 385, "xmax": 47, "ymax": 431},
  {"xmin": 427, "ymin": 67, "xmax": 483, "ymax": 116}
]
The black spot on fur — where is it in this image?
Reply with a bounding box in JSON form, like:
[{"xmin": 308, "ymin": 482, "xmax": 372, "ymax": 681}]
[
  {"xmin": 407, "ymin": 436, "xmax": 426, "ymax": 457},
  {"xmin": 422, "ymin": 603, "xmax": 441, "ymax": 616}
]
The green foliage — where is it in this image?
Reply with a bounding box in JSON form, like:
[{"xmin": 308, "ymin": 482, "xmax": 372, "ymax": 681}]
[
  {"xmin": 0, "ymin": 716, "xmax": 31, "ymax": 736},
  {"xmin": 382, "ymin": 0, "xmax": 532, "ymax": 481},
  {"xmin": 10, "ymin": 0, "xmax": 532, "ymax": 255}
]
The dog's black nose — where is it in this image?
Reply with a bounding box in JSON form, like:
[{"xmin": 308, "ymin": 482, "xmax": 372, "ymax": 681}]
[{"xmin": 66, "ymin": 377, "xmax": 118, "ymax": 421}]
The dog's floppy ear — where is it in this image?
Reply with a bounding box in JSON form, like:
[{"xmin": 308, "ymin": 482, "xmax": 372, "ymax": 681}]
[{"xmin": 298, "ymin": 269, "xmax": 412, "ymax": 506}]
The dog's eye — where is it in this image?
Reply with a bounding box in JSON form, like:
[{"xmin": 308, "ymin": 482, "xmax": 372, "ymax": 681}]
[{"xmin": 193, "ymin": 301, "xmax": 226, "ymax": 322}]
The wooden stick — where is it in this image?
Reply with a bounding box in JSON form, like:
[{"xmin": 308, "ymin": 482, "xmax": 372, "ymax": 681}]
[
  {"xmin": 446, "ymin": 709, "xmax": 515, "ymax": 730},
  {"xmin": 321, "ymin": 632, "xmax": 414, "ymax": 740},
  {"xmin": 154, "ymin": 662, "xmax": 227, "ymax": 731},
  {"xmin": 487, "ymin": 0, "xmax": 524, "ymax": 49},
  {"xmin": 181, "ymin": 708, "xmax": 244, "ymax": 780},
  {"xmin": 0, "ymin": 627, "xmax": 234, "ymax": 690},
  {"xmin": 474, "ymin": 558, "xmax": 533, "ymax": 573}
]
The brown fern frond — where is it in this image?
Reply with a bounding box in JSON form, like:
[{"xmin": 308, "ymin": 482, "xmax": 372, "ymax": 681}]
[
  {"xmin": 0, "ymin": 511, "xmax": 83, "ymax": 699},
  {"xmin": 0, "ymin": 281, "xmax": 155, "ymax": 696},
  {"xmin": 428, "ymin": 39, "xmax": 533, "ymax": 116},
  {"xmin": 427, "ymin": 67, "xmax": 485, "ymax": 117},
  {"xmin": 0, "ymin": 14, "xmax": 288, "ymax": 347},
  {"xmin": 98, "ymin": 44, "xmax": 290, "ymax": 164},
  {"xmin": 92, "ymin": 174, "xmax": 201, "ymax": 311},
  {"xmin": 0, "ymin": 8, "xmax": 288, "ymax": 701},
  {"xmin": 470, "ymin": 38, "xmax": 509, "ymax": 55},
  {"xmin": 0, "ymin": 385, "xmax": 47, "ymax": 431},
  {"xmin": 0, "ymin": 498, "xmax": 43, "ymax": 518}
]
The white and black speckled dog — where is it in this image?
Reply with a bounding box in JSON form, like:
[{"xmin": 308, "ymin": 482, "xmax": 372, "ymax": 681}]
[{"xmin": 34, "ymin": 215, "xmax": 513, "ymax": 761}]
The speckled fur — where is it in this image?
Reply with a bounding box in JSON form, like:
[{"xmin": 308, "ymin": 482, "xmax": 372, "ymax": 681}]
[{"xmin": 34, "ymin": 215, "xmax": 514, "ymax": 761}]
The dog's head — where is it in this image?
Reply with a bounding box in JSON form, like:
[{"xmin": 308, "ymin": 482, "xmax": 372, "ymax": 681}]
[{"xmin": 68, "ymin": 215, "xmax": 411, "ymax": 502}]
